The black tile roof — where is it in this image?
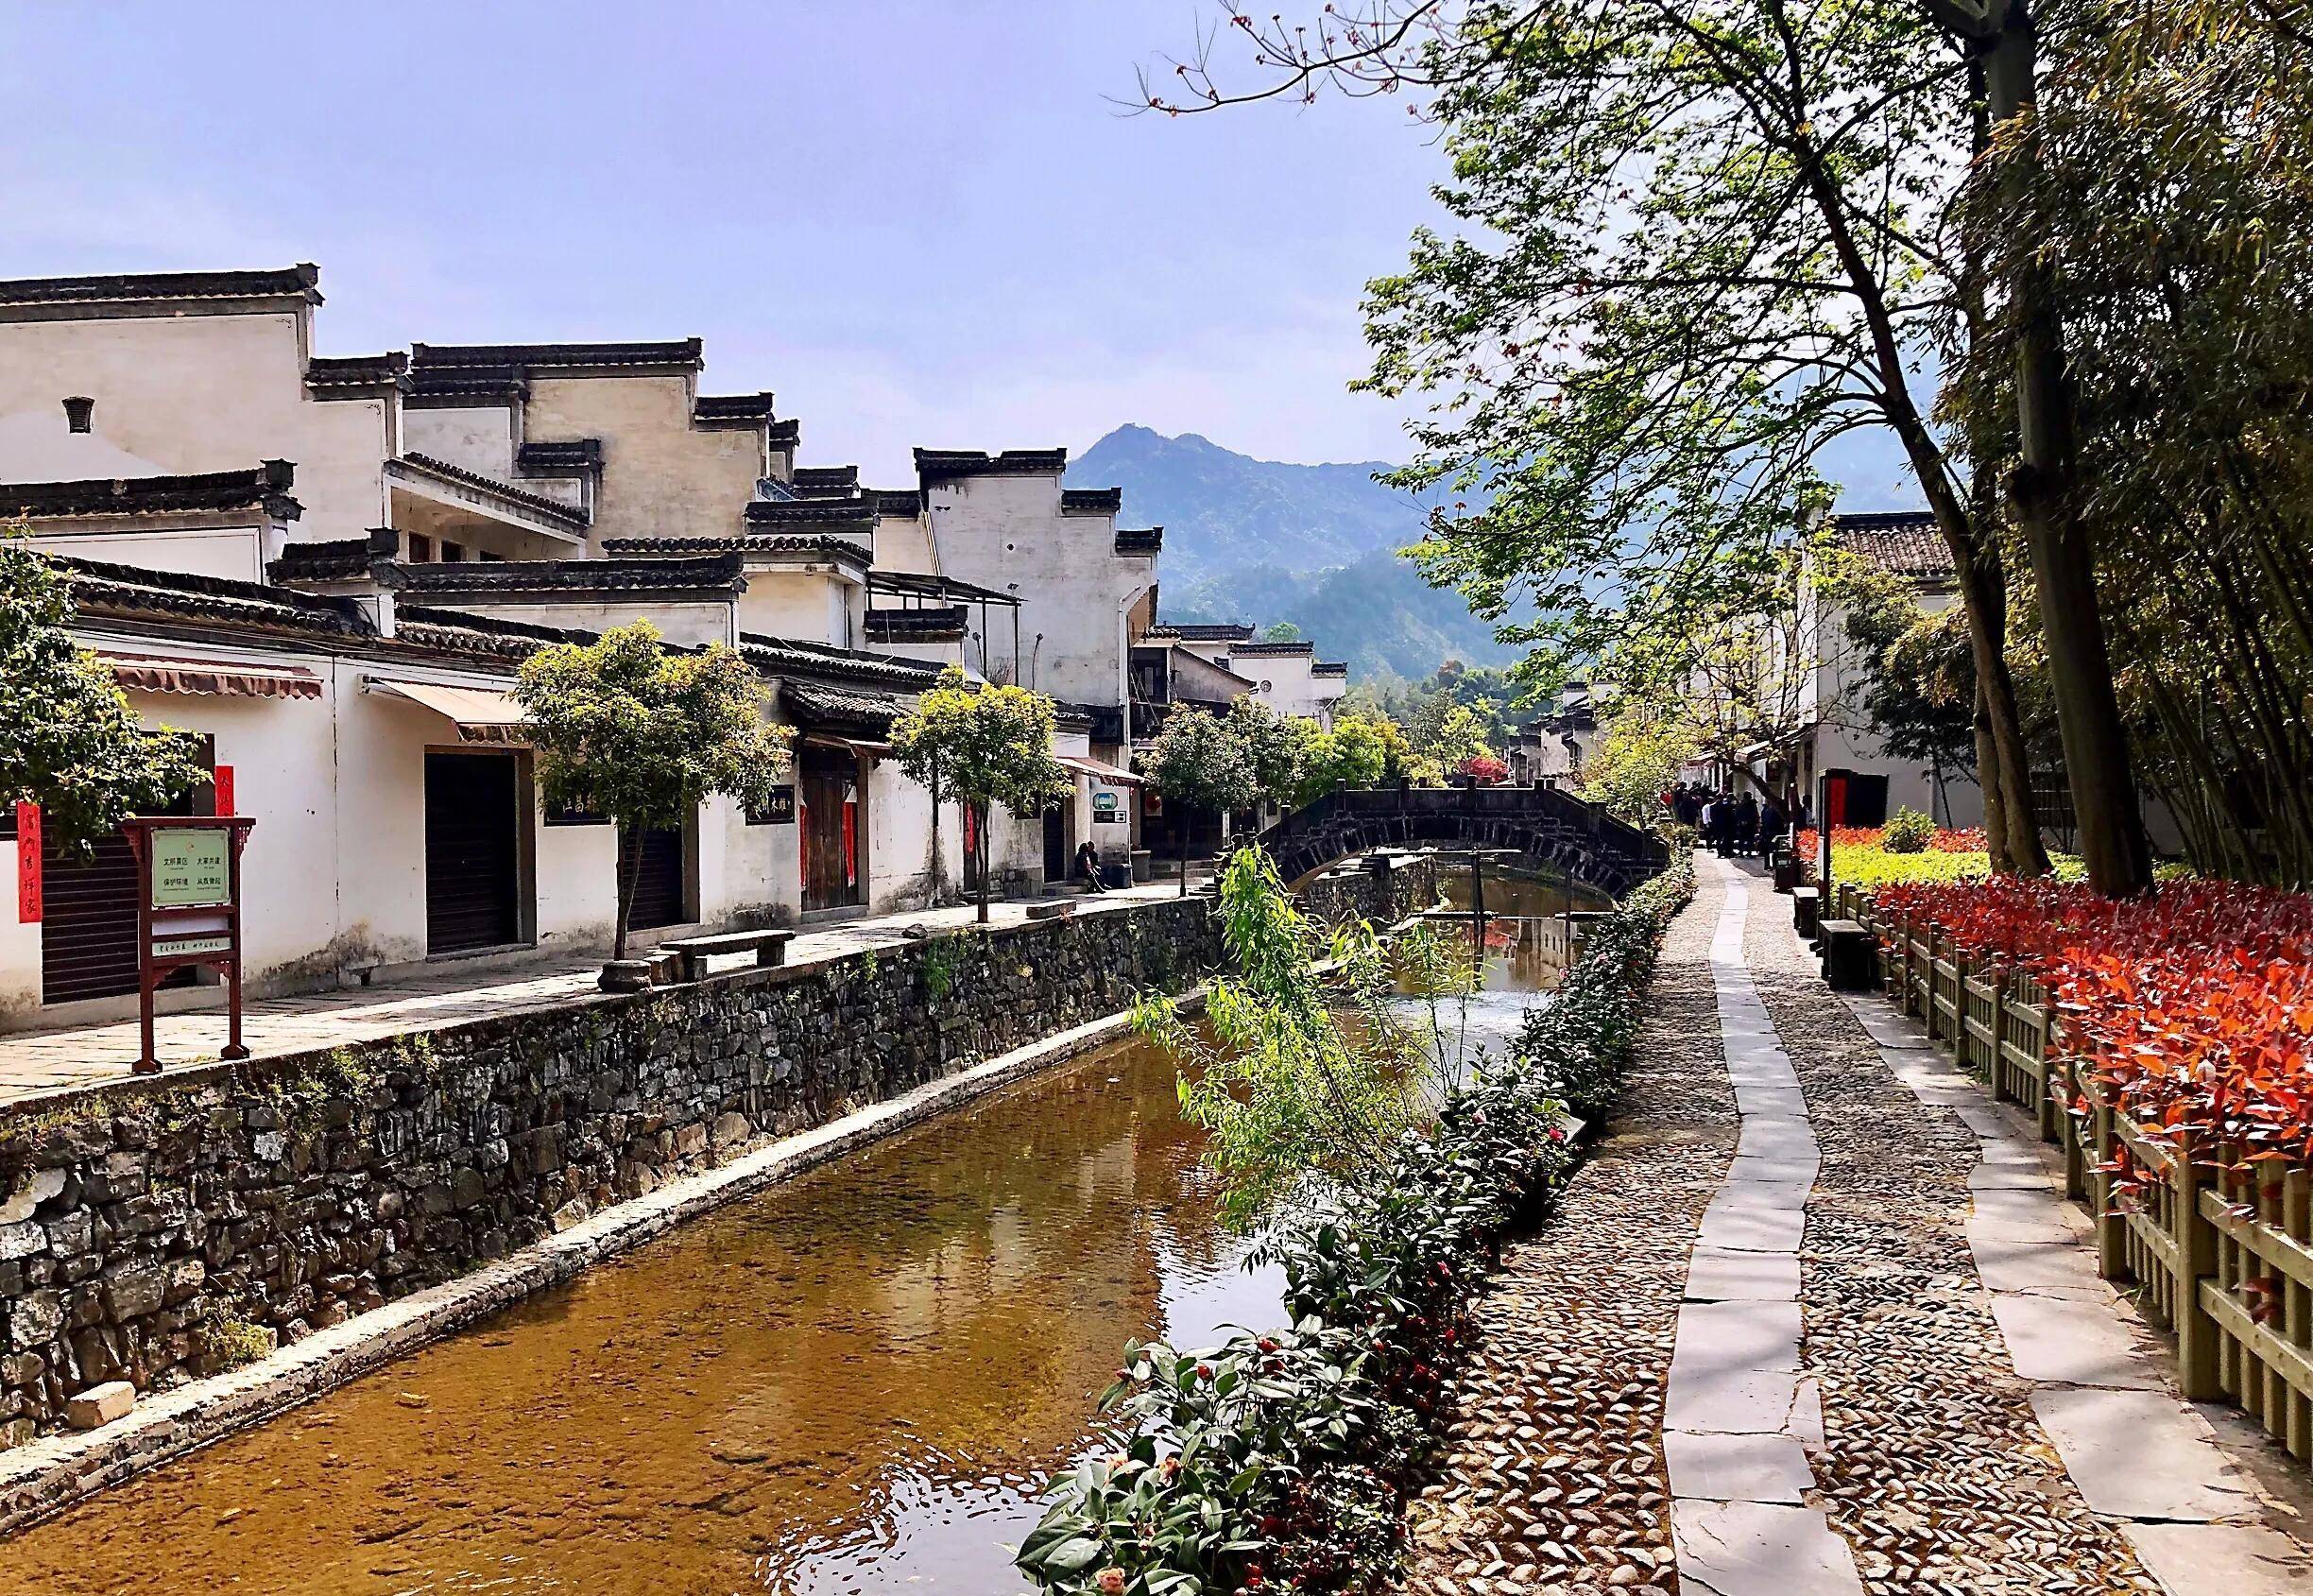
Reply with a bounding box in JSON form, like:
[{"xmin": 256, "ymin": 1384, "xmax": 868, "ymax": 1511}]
[
  {"xmin": 1062, "ymin": 487, "xmax": 1122, "ymax": 515},
  {"xmin": 1114, "ymin": 527, "xmax": 1162, "ymax": 557},
  {"xmin": 871, "ymin": 489, "xmax": 922, "ymax": 517},
  {"xmin": 393, "ymin": 454, "xmax": 591, "ymax": 527},
  {"xmin": 391, "ymin": 604, "xmax": 596, "ymax": 656},
  {"xmin": 914, "ymin": 448, "xmax": 1069, "ymax": 479},
  {"xmin": 305, "ymin": 352, "xmax": 410, "ymax": 395},
  {"xmin": 767, "ymin": 418, "xmax": 801, "ymax": 449},
  {"xmin": 1311, "ymin": 661, "xmax": 1349, "ymax": 678},
  {"xmin": 1227, "ymin": 640, "xmax": 1316, "ymax": 657},
  {"xmin": 405, "ymin": 366, "xmax": 529, "ymax": 405},
  {"xmin": 59, "ymin": 555, "xmax": 368, "ymax": 638},
  {"xmin": 694, "ymin": 392, "xmax": 777, "ymax": 425},
  {"xmin": 515, "ymin": 438, "xmax": 603, "ymax": 474},
  {"xmin": 0, "ymin": 265, "xmax": 321, "ymax": 308},
  {"xmin": 864, "ymin": 606, "xmax": 967, "ymax": 642},
  {"xmin": 1833, "ymin": 510, "xmax": 1951, "ymax": 579},
  {"xmin": 268, "ymin": 529, "xmax": 400, "ymax": 584},
  {"xmin": 742, "ymin": 497, "xmax": 879, "ymax": 530},
  {"xmin": 413, "ymin": 339, "xmax": 703, "ymax": 372},
  {"xmin": 792, "ymin": 465, "xmax": 860, "ymax": 496},
  {"xmin": 739, "ymin": 632, "xmax": 941, "ymax": 692},
  {"xmin": 386, "ymin": 554, "xmax": 745, "ymax": 597},
  {"xmin": 602, "ymin": 534, "xmax": 871, "ymax": 567},
  {"xmin": 1147, "ymin": 622, "xmax": 1256, "ymax": 642},
  {"xmin": 0, "ymin": 462, "xmax": 300, "ymax": 521},
  {"xmin": 781, "ymin": 680, "xmax": 906, "ymax": 734}
]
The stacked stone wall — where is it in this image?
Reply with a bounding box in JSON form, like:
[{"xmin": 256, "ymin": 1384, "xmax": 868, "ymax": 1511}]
[{"xmin": 0, "ymin": 896, "xmax": 1223, "ymax": 1445}]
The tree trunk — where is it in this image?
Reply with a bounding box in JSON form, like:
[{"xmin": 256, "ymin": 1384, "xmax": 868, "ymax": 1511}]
[
  {"xmin": 1981, "ymin": 3, "xmax": 2152, "ymax": 895},
  {"xmin": 974, "ymin": 801, "xmax": 990, "ymax": 924},
  {"xmin": 613, "ymin": 826, "xmax": 642, "ymax": 962},
  {"xmin": 1178, "ymin": 809, "xmax": 1190, "ymax": 898},
  {"xmin": 1949, "ymin": 542, "xmax": 2049, "ymax": 875},
  {"xmin": 1974, "ymin": 681, "xmax": 2013, "ymax": 872}
]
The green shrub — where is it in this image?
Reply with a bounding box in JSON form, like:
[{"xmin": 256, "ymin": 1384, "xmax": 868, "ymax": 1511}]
[
  {"xmin": 1882, "ymin": 807, "xmax": 1935, "ymax": 853},
  {"xmin": 1018, "ymin": 856, "xmax": 1695, "ymax": 1595}
]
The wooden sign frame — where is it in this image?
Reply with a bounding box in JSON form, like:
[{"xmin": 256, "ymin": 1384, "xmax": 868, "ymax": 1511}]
[{"xmin": 122, "ymin": 815, "xmax": 256, "ymax": 1074}]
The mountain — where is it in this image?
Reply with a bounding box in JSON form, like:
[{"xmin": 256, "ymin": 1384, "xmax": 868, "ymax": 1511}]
[{"xmin": 1070, "ymin": 425, "xmax": 1518, "ymax": 680}]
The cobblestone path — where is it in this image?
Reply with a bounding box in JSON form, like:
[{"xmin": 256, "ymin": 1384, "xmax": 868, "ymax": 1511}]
[
  {"xmin": 1401, "ymin": 862, "xmax": 1737, "ymax": 1594},
  {"xmin": 1405, "ymin": 855, "xmax": 2313, "ymax": 1596}
]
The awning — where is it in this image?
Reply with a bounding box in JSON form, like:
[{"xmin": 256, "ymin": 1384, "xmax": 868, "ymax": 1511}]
[
  {"xmin": 799, "ymin": 732, "xmax": 891, "ymax": 761},
  {"xmin": 99, "ymin": 650, "xmax": 321, "ymax": 701},
  {"xmin": 364, "ymin": 676, "xmax": 529, "ymax": 745},
  {"xmin": 1061, "ymin": 753, "xmax": 1145, "ymax": 788}
]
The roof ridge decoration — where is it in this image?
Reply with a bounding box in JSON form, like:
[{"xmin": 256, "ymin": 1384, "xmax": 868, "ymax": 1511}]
[
  {"xmin": 515, "ymin": 438, "xmax": 604, "ymax": 473},
  {"xmin": 1114, "ymin": 527, "xmax": 1162, "ymax": 557},
  {"xmin": 870, "ymin": 488, "xmax": 922, "ymax": 517},
  {"xmin": 0, "ymin": 461, "xmax": 301, "ymax": 521},
  {"xmin": 0, "ymin": 264, "xmax": 321, "ymax": 309},
  {"xmin": 1061, "ymin": 487, "xmax": 1122, "ymax": 514},
  {"xmin": 694, "ymin": 392, "xmax": 779, "ymax": 429},
  {"xmin": 914, "ymin": 447, "xmax": 1070, "ymax": 479},
  {"xmin": 1311, "ymin": 661, "xmax": 1350, "ymax": 678},
  {"xmin": 267, "ymin": 528, "xmax": 401, "ymax": 584},
  {"xmin": 412, "ymin": 338, "xmax": 704, "ymax": 373},
  {"xmin": 386, "ymin": 553, "xmax": 746, "ymax": 594},
  {"xmin": 304, "ymin": 352, "xmax": 411, "ymax": 401},
  {"xmin": 1228, "ymin": 639, "xmax": 1317, "ymax": 656},
  {"xmin": 742, "ymin": 498, "xmax": 878, "ymax": 528},
  {"xmin": 603, "ymin": 534, "xmax": 872, "ymax": 566},
  {"xmin": 1146, "ymin": 621, "xmax": 1256, "ymax": 641}
]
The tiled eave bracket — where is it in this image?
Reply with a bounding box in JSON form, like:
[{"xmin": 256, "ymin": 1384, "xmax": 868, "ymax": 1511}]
[{"xmin": 386, "ymin": 455, "xmax": 588, "ymax": 547}]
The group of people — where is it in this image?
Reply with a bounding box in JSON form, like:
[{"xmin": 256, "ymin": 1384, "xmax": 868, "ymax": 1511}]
[{"xmin": 1664, "ymin": 781, "xmax": 1805, "ymax": 862}]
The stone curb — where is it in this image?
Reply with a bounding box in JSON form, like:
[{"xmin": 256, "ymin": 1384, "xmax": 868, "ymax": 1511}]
[{"xmin": 0, "ymin": 994, "xmax": 1192, "ymax": 1537}]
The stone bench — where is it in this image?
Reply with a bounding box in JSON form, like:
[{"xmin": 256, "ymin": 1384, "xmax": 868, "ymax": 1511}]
[
  {"xmin": 1820, "ymin": 918, "xmax": 1876, "ymax": 990},
  {"xmin": 1023, "ymin": 900, "xmax": 1077, "ymax": 921},
  {"xmin": 1792, "ymin": 885, "xmax": 1822, "ymax": 938},
  {"xmin": 661, "ymin": 929, "xmax": 795, "ymax": 981}
]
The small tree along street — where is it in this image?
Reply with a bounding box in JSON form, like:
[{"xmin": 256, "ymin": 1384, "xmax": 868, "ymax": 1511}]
[
  {"xmin": 1141, "ymin": 707, "xmax": 1260, "ymax": 896},
  {"xmin": 0, "ymin": 528, "xmax": 208, "ymax": 853},
  {"xmin": 515, "ymin": 621, "xmax": 792, "ymax": 961},
  {"xmin": 888, "ymin": 666, "xmax": 1072, "ymax": 923}
]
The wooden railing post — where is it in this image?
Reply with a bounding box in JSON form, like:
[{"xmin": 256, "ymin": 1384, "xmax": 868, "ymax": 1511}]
[
  {"xmin": 2176, "ymin": 1152, "xmax": 2222, "ymax": 1399},
  {"xmin": 2090, "ymin": 1087, "xmax": 2131, "ymax": 1281}
]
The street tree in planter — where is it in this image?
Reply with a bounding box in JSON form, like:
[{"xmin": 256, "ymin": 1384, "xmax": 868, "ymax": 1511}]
[
  {"xmin": 515, "ymin": 621, "xmax": 790, "ymax": 964},
  {"xmin": 1141, "ymin": 707, "xmax": 1258, "ymax": 897},
  {"xmin": 888, "ymin": 666, "xmax": 1071, "ymax": 924},
  {"xmin": 0, "ymin": 526, "xmax": 208, "ymax": 851},
  {"xmin": 1225, "ymin": 695, "xmax": 1303, "ymax": 815}
]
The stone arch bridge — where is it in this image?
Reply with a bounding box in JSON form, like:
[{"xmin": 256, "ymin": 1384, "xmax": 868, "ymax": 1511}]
[{"xmin": 1255, "ymin": 786, "xmax": 1667, "ymax": 900}]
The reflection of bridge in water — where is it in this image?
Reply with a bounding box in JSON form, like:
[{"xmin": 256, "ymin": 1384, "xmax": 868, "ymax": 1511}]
[{"xmin": 1258, "ymin": 785, "xmax": 1666, "ymax": 901}]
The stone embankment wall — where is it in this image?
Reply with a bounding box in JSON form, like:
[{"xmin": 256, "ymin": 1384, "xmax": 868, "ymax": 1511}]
[
  {"xmin": 1298, "ymin": 850, "xmax": 1442, "ymax": 931},
  {"xmin": 0, "ymin": 896, "xmax": 1225, "ymax": 1447}
]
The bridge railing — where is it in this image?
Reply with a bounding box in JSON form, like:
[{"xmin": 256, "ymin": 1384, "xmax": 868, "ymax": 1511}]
[{"xmin": 1254, "ymin": 784, "xmax": 1666, "ymax": 875}]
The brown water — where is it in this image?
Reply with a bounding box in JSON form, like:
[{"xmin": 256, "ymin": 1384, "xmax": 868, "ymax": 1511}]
[{"xmin": 9, "ymin": 921, "xmax": 1562, "ymax": 1596}]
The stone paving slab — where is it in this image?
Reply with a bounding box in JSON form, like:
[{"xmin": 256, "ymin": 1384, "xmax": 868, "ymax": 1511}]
[
  {"xmin": 1670, "ymin": 1499, "xmax": 1867, "ymax": 1596},
  {"xmin": 1664, "ymin": 1430, "xmax": 1815, "ymax": 1505}
]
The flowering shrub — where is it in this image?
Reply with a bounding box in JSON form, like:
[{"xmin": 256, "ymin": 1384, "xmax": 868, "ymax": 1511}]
[
  {"xmin": 1016, "ymin": 858, "xmax": 1695, "ymax": 1595},
  {"xmin": 1456, "ymin": 754, "xmax": 1508, "ymax": 784},
  {"xmin": 1870, "ymin": 875, "xmax": 2313, "ymax": 1187}
]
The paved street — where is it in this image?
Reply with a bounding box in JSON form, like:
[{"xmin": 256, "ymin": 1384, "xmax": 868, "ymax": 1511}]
[
  {"xmin": 0, "ymin": 881, "xmax": 1191, "ymax": 1106},
  {"xmin": 1407, "ymin": 857, "xmax": 2313, "ymax": 1596}
]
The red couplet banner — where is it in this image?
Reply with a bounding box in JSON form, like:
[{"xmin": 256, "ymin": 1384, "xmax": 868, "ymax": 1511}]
[{"xmin": 15, "ymin": 802, "xmax": 40, "ymax": 924}]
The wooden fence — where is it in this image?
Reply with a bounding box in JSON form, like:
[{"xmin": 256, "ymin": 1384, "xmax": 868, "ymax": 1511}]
[{"xmin": 1829, "ymin": 880, "xmax": 2313, "ymax": 1462}]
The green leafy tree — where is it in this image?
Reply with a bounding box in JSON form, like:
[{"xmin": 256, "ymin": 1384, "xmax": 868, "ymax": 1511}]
[
  {"xmin": 1139, "ymin": 1, "xmax": 2053, "ymax": 880},
  {"xmin": 1134, "ymin": 847, "xmax": 1473, "ymax": 1227},
  {"xmin": 515, "ymin": 621, "xmax": 791, "ymax": 960},
  {"xmin": 1289, "ymin": 713, "xmax": 1392, "ymax": 807},
  {"xmin": 1225, "ymin": 695, "xmax": 1304, "ymax": 811},
  {"xmin": 888, "ymin": 665, "xmax": 1071, "ymax": 923},
  {"xmin": 1141, "ymin": 707, "xmax": 1258, "ymax": 896},
  {"xmin": 1260, "ymin": 620, "xmax": 1306, "ymax": 643},
  {"xmin": 0, "ymin": 529, "xmax": 207, "ymax": 853},
  {"xmin": 1581, "ymin": 702, "xmax": 1702, "ymax": 828}
]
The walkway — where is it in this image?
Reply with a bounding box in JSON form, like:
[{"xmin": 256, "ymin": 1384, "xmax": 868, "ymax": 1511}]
[
  {"xmin": 0, "ymin": 881, "xmax": 1190, "ymax": 1106},
  {"xmin": 1405, "ymin": 855, "xmax": 2313, "ymax": 1596}
]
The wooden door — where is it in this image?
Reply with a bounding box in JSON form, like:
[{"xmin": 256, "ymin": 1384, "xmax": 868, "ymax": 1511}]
[
  {"xmin": 799, "ymin": 744, "xmax": 862, "ymax": 911},
  {"xmin": 424, "ymin": 750, "xmax": 521, "ymax": 954},
  {"xmin": 619, "ymin": 823, "xmax": 688, "ymax": 930},
  {"xmin": 1043, "ymin": 803, "xmax": 1069, "ymax": 884}
]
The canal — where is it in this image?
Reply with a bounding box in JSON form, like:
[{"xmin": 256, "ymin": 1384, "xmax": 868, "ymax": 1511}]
[{"xmin": 9, "ymin": 870, "xmax": 1595, "ymax": 1595}]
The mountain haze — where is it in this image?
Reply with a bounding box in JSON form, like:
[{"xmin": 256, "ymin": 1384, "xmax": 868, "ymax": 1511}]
[{"xmin": 1070, "ymin": 424, "xmax": 1518, "ymax": 680}]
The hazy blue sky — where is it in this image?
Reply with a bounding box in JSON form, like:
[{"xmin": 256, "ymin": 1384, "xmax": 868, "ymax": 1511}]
[{"xmin": 0, "ymin": 1, "xmax": 1465, "ymax": 482}]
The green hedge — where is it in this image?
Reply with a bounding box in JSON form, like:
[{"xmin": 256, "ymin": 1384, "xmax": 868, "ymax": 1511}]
[{"xmin": 1016, "ymin": 857, "xmax": 1696, "ymax": 1596}]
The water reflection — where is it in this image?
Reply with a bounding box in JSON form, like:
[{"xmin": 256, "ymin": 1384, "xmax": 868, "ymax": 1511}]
[{"xmin": 9, "ymin": 911, "xmax": 1561, "ymax": 1595}]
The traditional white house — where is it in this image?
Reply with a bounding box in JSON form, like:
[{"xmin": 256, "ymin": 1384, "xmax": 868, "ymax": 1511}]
[
  {"xmin": 0, "ymin": 261, "xmax": 1176, "ymax": 1029},
  {"xmin": 1788, "ymin": 511, "xmax": 1984, "ymax": 829}
]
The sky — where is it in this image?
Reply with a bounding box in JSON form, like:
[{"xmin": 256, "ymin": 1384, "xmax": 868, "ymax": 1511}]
[{"xmin": 0, "ymin": 1, "xmax": 1461, "ymax": 484}]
